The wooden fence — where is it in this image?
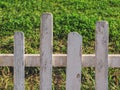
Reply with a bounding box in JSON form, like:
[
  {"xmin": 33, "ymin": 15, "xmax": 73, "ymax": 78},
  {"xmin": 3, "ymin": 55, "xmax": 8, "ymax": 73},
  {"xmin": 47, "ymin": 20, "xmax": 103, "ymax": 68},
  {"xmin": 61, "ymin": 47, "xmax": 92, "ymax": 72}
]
[{"xmin": 0, "ymin": 13, "xmax": 120, "ymax": 90}]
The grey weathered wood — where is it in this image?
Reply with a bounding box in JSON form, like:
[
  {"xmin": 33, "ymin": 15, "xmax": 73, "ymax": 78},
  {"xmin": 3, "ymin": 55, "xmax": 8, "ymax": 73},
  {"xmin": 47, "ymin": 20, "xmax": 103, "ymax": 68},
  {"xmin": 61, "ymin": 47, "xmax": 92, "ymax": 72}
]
[
  {"xmin": 1, "ymin": 54, "xmax": 120, "ymax": 67},
  {"xmin": 14, "ymin": 32, "xmax": 25, "ymax": 90},
  {"xmin": 66, "ymin": 32, "xmax": 82, "ymax": 90},
  {"xmin": 95, "ymin": 21, "xmax": 108, "ymax": 90},
  {"xmin": 40, "ymin": 13, "xmax": 53, "ymax": 90}
]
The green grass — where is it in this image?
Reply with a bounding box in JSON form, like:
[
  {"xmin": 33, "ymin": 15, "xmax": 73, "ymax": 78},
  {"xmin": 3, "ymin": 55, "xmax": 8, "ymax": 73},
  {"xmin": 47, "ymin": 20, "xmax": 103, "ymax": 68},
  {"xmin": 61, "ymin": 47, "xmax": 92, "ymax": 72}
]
[
  {"xmin": 1, "ymin": 0, "xmax": 120, "ymax": 54},
  {"xmin": 0, "ymin": 67, "xmax": 120, "ymax": 90},
  {"xmin": 0, "ymin": 0, "xmax": 120, "ymax": 89}
]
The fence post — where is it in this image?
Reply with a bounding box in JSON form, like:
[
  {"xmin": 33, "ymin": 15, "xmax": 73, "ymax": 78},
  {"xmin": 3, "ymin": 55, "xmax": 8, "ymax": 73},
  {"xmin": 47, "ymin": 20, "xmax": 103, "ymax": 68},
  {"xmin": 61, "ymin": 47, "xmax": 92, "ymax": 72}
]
[
  {"xmin": 66, "ymin": 32, "xmax": 82, "ymax": 90},
  {"xmin": 14, "ymin": 32, "xmax": 25, "ymax": 90},
  {"xmin": 95, "ymin": 21, "xmax": 109, "ymax": 90},
  {"xmin": 40, "ymin": 13, "xmax": 53, "ymax": 90}
]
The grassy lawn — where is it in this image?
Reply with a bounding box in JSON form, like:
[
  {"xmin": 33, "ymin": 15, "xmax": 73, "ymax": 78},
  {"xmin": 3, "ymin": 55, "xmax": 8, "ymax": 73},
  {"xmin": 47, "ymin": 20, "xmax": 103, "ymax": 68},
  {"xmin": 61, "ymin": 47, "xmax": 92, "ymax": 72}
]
[{"xmin": 0, "ymin": 0, "xmax": 120, "ymax": 89}]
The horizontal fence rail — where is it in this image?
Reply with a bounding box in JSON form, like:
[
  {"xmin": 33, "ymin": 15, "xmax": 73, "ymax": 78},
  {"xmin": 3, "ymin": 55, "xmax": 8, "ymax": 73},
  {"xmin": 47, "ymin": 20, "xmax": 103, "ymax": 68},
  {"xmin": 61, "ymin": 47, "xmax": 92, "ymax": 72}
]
[{"xmin": 0, "ymin": 54, "xmax": 120, "ymax": 67}]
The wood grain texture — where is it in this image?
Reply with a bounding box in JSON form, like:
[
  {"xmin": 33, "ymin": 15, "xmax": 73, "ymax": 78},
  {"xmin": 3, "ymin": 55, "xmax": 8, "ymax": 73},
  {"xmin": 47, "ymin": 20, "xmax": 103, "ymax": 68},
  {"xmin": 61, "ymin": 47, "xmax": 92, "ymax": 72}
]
[
  {"xmin": 95, "ymin": 21, "xmax": 108, "ymax": 90},
  {"xmin": 66, "ymin": 32, "xmax": 82, "ymax": 90},
  {"xmin": 40, "ymin": 13, "xmax": 53, "ymax": 90},
  {"xmin": 14, "ymin": 32, "xmax": 25, "ymax": 90},
  {"xmin": 1, "ymin": 54, "xmax": 120, "ymax": 67}
]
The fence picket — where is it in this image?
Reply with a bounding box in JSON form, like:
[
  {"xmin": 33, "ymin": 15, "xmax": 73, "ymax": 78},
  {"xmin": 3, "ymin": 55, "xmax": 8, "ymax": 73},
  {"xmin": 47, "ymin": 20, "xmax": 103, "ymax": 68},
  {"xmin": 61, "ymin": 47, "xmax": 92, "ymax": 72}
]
[
  {"xmin": 14, "ymin": 32, "xmax": 25, "ymax": 90},
  {"xmin": 40, "ymin": 13, "xmax": 53, "ymax": 90},
  {"xmin": 95, "ymin": 21, "xmax": 108, "ymax": 90},
  {"xmin": 66, "ymin": 32, "xmax": 82, "ymax": 90}
]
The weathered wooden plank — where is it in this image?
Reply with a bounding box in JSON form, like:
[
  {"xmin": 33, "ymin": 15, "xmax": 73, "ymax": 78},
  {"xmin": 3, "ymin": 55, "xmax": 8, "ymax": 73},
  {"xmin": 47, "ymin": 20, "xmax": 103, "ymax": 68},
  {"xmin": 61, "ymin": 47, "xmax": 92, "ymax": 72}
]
[
  {"xmin": 108, "ymin": 55, "xmax": 120, "ymax": 67},
  {"xmin": 95, "ymin": 21, "xmax": 108, "ymax": 90},
  {"xmin": 1, "ymin": 54, "xmax": 120, "ymax": 67},
  {"xmin": 40, "ymin": 13, "xmax": 53, "ymax": 90},
  {"xmin": 14, "ymin": 32, "xmax": 25, "ymax": 90},
  {"xmin": 66, "ymin": 32, "xmax": 82, "ymax": 90}
]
